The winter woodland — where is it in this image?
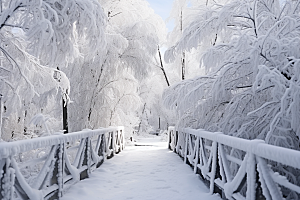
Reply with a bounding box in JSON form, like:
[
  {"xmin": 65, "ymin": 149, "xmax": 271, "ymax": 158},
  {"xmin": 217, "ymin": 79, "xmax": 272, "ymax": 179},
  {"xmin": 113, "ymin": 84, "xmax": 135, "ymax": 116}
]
[
  {"xmin": 164, "ymin": 0, "xmax": 300, "ymax": 151},
  {"xmin": 1, "ymin": 0, "xmax": 300, "ymax": 198},
  {"xmin": 0, "ymin": 0, "xmax": 172, "ymax": 140}
]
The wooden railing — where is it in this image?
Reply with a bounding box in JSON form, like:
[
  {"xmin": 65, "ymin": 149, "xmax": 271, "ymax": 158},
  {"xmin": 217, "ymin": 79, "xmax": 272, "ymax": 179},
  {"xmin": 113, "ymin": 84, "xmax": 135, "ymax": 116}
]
[
  {"xmin": 0, "ymin": 126, "xmax": 125, "ymax": 200},
  {"xmin": 168, "ymin": 126, "xmax": 300, "ymax": 200}
]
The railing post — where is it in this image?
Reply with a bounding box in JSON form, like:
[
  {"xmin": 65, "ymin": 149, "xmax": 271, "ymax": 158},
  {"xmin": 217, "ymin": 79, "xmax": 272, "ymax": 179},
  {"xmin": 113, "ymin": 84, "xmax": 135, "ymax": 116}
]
[
  {"xmin": 110, "ymin": 131, "xmax": 114, "ymax": 158},
  {"xmin": 87, "ymin": 137, "xmax": 91, "ymax": 176},
  {"xmin": 80, "ymin": 137, "xmax": 90, "ymax": 180},
  {"xmin": 0, "ymin": 158, "xmax": 14, "ymax": 200},
  {"xmin": 167, "ymin": 127, "xmax": 175, "ymax": 151},
  {"xmin": 168, "ymin": 128, "xmax": 171, "ymax": 150},
  {"xmin": 58, "ymin": 143, "xmax": 64, "ymax": 198},
  {"xmin": 0, "ymin": 159, "xmax": 5, "ymax": 200},
  {"xmin": 113, "ymin": 131, "xmax": 116, "ymax": 154},
  {"xmin": 193, "ymin": 136, "xmax": 200, "ymax": 174},
  {"xmin": 213, "ymin": 143, "xmax": 223, "ymax": 197},
  {"xmin": 121, "ymin": 128, "xmax": 125, "ymax": 151},
  {"xmin": 248, "ymin": 140, "xmax": 266, "ymax": 200},
  {"xmin": 105, "ymin": 132, "xmax": 110, "ymax": 159},
  {"xmin": 115, "ymin": 130, "xmax": 119, "ymax": 153},
  {"xmin": 246, "ymin": 153, "xmax": 256, "ymax": 200},
  {"xmin": 175, "ymin": 130, "xmax": 179, "ymax": 153},
  {"xmin": 116, "ymin": 130, "xmax": 121, "ymax": 153},
  {"xmin": 255, "ymin": 167, "xmax": 266, "ymax": 200},
  {"xmin": 184, "ymin": 132, "xmax": 189, "ymax": 164},
  {"xmin": 210, "ymin": 141, "xmax": 218, "ymax": 194},
  {"xmin": 49, "ymin": 143, "xmax": 64, "ymax": 200},
  {"xmin": 96, "ymin": 134, "xmax": 106, "ymax": 168},
  {"xmin": 107, "ymin": 132, "xmax": 114, "ymax": 159}
]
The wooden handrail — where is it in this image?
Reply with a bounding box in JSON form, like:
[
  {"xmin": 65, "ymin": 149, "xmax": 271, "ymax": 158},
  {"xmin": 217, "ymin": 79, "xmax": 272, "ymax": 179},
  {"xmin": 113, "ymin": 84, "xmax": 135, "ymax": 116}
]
[
  {"xmin": 0, "ymin": 126, "xmax": 125, "ymax": 200},
  {"xmin": 167, "ymin": 126, "xmax": 300, "ymax": 200}
]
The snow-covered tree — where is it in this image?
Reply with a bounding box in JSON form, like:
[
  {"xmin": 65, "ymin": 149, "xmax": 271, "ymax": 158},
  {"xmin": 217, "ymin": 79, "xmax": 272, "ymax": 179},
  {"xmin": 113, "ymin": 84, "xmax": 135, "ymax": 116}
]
[
  {"xmin": 140, "ymin": 81, "xmax": 175, "ymax": 134},
  {"xmin": 165, "ymin": 0, "xmax": 204, "ymax": 82},
  {"xmin": 1, "ymin": 0, "xmax": 168, "ymax": 140},
  {"xmin": 67, "ymin": 0, "xmax": 167, "ymax": 137},
  {"xmin": 164, "ymin": 0, "xmax": 300, "ymax": 150},
  {"xmin": 163, "ymin": 1, "xmax": 300, "ymax": 194},
  {"xmin": 0, "ymin": 0, "xmax": 106, "ymax": 140},
  {"xmin": 101, "ymin": 0, "xmax": 166, "ymax": 79}
]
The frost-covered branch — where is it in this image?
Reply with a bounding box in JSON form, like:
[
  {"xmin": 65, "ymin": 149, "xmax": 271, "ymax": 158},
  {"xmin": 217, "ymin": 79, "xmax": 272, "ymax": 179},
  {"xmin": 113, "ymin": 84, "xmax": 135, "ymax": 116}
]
[{"xmin": 163, "ymin": 0, "xmax": 300, "ymax": 152}]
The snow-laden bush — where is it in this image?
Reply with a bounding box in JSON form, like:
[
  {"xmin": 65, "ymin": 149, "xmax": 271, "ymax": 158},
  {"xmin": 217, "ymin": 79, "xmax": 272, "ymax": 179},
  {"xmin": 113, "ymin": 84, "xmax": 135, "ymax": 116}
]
[
  {"xmin": 164, "ymin": 0, "xmax": 300, "ymax": 149},
  {"xmin": 164, "ymin": 0, "xmax": 300, "ymax": 196}
]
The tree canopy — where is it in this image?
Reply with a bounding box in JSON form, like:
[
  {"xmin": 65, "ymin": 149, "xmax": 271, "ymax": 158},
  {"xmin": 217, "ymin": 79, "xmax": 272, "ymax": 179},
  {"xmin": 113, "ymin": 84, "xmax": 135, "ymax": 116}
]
[
  {"xmin": 2, "ymin": 0, "xmax": 300, "ymax": 154},
  {"xmin": 0, "ymin": 0, "xmax": 168, "ymax": 140},
  {"xmin": 163, "ymin": 0, "xmax": 300, "ymax": 150}
]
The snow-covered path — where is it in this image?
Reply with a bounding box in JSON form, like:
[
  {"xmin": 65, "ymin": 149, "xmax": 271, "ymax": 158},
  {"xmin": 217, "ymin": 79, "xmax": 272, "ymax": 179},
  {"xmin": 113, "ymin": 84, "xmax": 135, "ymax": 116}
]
[{"xmin": 61, "ymin": 137, "xmax": 222, "ymax": 200}]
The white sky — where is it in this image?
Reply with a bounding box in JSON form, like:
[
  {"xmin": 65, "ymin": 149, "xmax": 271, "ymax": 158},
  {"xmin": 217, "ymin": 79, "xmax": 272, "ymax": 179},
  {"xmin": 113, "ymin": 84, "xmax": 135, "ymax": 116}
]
[{"xmin": 146, "ymin": 0, "xmax": 175, "ymax": 32}]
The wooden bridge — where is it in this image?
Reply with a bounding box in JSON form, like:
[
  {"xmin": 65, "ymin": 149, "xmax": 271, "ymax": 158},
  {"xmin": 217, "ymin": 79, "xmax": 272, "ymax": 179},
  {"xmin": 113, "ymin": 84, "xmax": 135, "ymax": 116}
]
[
  {"xmin": 0, "ymin": 126, "xmax": 300, "ymax": 200},
  {"xmin": 0, "ymin": 127, "xmax": 125, "ymax": 200},
  {"xmin": 168, "ymin": 127, "xmax": 300, "ymax": 200}
]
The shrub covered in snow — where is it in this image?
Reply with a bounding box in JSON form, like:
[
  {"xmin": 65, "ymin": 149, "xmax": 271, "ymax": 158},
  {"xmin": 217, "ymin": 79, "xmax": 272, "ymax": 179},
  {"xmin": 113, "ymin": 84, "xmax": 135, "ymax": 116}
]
[{"xmin": 164, "ymin": 0, "xmax": 300, "ymax": 150}]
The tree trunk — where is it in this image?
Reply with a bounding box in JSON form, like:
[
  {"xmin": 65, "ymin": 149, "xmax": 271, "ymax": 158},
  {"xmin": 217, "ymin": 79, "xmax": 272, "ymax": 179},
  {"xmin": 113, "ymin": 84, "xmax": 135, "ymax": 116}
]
[
  {"xmin": 158, "ymin": 117, "xmax": 160, "ymax": 130},
  {"xmin": 62, "ymin": 97, "xmax": 68, "ymax": 134},
  {"xmin": 158, "ymin": 46, "xmax": 170, "ymax": 86},
  {"xmin": 137, "ymin": 103, "xmax": 147, "ymax": 134},
  {"xmin": 180, "ymin": 9, "xmax": 185, "ymax": 80},
  {"xmin": 181, "ymin": 51, "xmax": 185, "ymax": 80},
  {"xmin": 0, "ymin": 94, "xmax": 2, "ymax": 139}
]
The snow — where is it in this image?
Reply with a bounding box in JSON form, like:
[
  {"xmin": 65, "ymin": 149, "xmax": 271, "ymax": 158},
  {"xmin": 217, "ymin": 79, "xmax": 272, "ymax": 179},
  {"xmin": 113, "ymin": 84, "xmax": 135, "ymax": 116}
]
[
  {"xmin": 61, "ymin": 136, "xmax": 221, "ymax": 200},
  {"xmin": 174, "ymin": 128, "xmax": 300, "ymax": 199},
  {"xmin": 12, "ymin": 160, "xmax": 43, "ymax": 200},
  {"xmin": 0, "ymin": 127, "xmax": 123, "ymax": 158},
  {"xmin": 252, "ymin": 142, "xmax": 300, "ymax": 170},
  {"xmin": 184, "ymin": 128, "xmax": 300, "ymax": 170}
]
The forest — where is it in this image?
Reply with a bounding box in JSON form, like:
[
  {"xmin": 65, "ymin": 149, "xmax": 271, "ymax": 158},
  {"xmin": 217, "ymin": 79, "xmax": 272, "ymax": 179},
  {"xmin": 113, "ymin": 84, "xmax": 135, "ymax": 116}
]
[
  {"xmin": 1, "ymin": 0, "xmax": 300, "ymax": 153},
  {"xmin": 0, "ymin": 0, "xmax": 170, "ymax": 141}
]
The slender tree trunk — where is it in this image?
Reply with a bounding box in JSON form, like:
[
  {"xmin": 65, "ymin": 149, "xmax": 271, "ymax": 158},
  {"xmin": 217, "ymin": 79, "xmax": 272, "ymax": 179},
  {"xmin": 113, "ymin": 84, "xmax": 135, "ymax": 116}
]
[
  {"xmin": 181, "ymin": 52, "xmax": 185, "ymax": 80},
  {"xmin": 158, "ymin": 46, "xmax": 170, "ymax": 86},
  {"xmin": 88, "ymin": 56, "xmax": 107, "ymax": 123},
  {"xmin": 56, "ymin": 67, "xmax": 68, "ymax": 133},
  {"xmin": 109, "ymin": 93, "xmax": 130, "ymax": 126},
  {"xmin": 62, "ymin": 96, "xmax": 68, "ymax": 134},
  {"xmin": 137, "ymin": 103, "xmax": 147, "ymax": 134},
  {"xmin": 180, "ymin": 9, "xmax": 185, "ymax": 80},
  {"xmin": 158, "ymin": 117, "xmax": 160, "ymax": 130},
  {"xmin": 0, "ymin": 94, "xmax": 2, "ymax": 139}
]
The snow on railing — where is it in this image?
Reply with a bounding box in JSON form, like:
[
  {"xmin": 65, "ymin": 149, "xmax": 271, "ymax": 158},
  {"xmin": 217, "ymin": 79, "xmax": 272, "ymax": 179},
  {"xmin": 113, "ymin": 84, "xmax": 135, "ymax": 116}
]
[
  {"xmin": 0, "ymin": 126, "xmax": 125, "ymax": 200},
  {"xmin": 167, "ymin": 126, "xmax": 300, "ymax": 200}
]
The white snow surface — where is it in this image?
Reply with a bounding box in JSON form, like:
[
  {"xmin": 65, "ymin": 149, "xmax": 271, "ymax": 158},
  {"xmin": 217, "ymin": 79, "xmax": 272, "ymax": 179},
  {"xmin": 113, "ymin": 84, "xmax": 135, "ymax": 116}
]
[{"xmin": 61, "ymin": 136, "xmax": 221, "ymax": 200}]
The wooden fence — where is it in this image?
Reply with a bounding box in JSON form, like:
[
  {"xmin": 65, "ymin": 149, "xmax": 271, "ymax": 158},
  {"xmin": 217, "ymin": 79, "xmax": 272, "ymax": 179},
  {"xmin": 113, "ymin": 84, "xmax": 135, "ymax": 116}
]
[
  {"xmin": 168, "ymin": 126, "xmax": 300, "ymax": 200},
  {"xmin": 0, "ymin": 126, "xmax": 125, "ymax": 200}
]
